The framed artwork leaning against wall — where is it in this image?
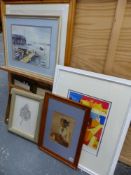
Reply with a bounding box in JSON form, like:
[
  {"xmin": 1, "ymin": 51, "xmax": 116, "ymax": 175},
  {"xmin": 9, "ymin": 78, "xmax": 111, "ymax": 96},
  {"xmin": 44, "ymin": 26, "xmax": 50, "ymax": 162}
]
[
  {"xmin": 1, "ymin": 0, "xmax": 76, "ymax": 80},
  {"xmin": 38, "ymin": 93, "xmax": 91, "ymax": 169},
  {"xmin": 53, "ymin": 65, "xmax": 131, "ymax": 175},
  {"xmin": 8, "ymin": 88, "xmax": 44, "ymax": 143}
]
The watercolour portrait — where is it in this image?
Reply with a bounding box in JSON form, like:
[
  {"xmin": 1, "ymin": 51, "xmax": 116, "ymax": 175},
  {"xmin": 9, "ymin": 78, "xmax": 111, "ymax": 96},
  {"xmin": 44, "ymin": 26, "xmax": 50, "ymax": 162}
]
[
  {"xmin": 68, "ymin": 90, "xmax": 111, "ymax": 156},
  {"xmin": 50, "ymin": 112, "xmax": 75, "ymax": 148}
]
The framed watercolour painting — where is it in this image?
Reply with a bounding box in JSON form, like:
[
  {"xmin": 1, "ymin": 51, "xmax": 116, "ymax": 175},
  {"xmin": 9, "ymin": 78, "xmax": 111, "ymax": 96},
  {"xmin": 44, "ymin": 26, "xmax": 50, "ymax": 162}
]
[
  {"xmin": 5, "ymin": 17, "xmax": 58, "ymax": 78},
  {"xmin": 53, "ymin": 65, "xmax": 131, "ymax": 175},
  {"xmin": 1, "ymin": 0, "xmax": 76, "ymax": 80},
  {"xmin": 38, "ymin": 93, "xmax": 91, "ymax": 169},
  {"xmin": 8, "ymin": 88, "xmax": 44, "ymax": 143}
]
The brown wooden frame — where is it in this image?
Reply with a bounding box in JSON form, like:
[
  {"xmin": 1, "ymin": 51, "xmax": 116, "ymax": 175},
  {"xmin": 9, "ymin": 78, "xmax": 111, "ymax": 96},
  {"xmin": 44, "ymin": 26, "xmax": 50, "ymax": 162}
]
[
  {"xmin": 0, "ymin": 5, "xmax": 2, "ymax": 33},
  {"xmin": 38, "ymin": 93, "xmax": 91, "ymax": 169},
  {"xmin": 0, "ymin": 0, "xmax": 76, "ymax": 82}
]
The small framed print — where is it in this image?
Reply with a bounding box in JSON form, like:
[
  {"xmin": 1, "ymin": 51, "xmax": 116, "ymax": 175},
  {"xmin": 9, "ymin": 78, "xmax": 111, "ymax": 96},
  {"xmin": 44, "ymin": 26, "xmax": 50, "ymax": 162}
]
[
  {"xmin": 38, "ymin": 93, "xmax": 91, "ymax": 169},
  {"xmin": 8, "ymin": 88, "xmax": 44, "ymax": 143}
]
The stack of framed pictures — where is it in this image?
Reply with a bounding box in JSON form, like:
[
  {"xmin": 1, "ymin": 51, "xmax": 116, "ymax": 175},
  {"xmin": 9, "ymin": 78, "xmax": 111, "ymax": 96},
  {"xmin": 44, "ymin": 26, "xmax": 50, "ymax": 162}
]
[
  {"xmin": 1, "ymin": 0, "xmax": 131, "ymax": 174},
  {"xmin": 7, "ymin": 87, "xmax": 91, "ymax": 169},
  {"xmin": 6, "ymin": 64, "xmax": 131, "ymax": 173},
  {"xmin": 1, "ymin": 0, "xmax": 93, "ymax": 170}
]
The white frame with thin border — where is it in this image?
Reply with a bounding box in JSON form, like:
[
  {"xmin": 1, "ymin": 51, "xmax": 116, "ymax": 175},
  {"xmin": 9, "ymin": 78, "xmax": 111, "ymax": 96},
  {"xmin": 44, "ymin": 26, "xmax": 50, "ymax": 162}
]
[{"xmin": 53, "ymin": 65, "xmax": 131, "ymax": 175}]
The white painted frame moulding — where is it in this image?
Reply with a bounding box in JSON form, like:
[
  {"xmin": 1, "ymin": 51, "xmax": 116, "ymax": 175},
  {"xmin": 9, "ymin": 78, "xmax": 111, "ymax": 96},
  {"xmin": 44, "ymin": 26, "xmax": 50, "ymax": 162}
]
[{"xmin": 53, "ymin": 65, "xmax": 131, "ymax": 175}]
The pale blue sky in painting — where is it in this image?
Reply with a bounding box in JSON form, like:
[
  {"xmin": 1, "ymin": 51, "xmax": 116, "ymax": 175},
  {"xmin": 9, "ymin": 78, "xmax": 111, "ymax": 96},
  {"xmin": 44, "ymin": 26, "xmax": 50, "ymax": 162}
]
[{"xmin": 12, "ymin": 25, "xmax": 51, "ymax": 45}]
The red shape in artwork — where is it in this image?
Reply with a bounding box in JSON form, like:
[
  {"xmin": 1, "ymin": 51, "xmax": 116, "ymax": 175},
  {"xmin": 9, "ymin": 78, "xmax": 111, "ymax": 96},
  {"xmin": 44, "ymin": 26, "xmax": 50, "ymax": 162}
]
[
  {"xmin": 94, "ymin": 128, "xmax": 102, "ymax": 141},
  {"xmin": 81, "ymin": 96, "xmax": 109, "ymax": 110}
]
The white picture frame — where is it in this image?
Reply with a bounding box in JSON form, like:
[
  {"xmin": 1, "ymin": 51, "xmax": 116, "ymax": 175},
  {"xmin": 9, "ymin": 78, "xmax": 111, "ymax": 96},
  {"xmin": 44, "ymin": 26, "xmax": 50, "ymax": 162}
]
[
  {"xmin": 53, "ymin": 65, "xmax": 131, "ymax": 175},
  {"xmin": 8, "ymin": 88, "xmax": 44, "ymax": 143}
]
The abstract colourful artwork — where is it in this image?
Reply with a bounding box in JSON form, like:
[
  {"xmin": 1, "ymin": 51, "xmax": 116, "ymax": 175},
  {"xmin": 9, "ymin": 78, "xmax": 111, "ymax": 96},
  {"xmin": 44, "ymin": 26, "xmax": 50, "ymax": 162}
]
[{"xmin": 68, "ymin": 90, "xmax": 111, "ymax": 156}]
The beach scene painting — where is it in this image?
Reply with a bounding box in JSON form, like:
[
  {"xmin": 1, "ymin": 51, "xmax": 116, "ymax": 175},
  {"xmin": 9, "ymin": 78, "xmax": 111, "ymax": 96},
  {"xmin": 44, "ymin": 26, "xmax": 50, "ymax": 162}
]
[
  {"xmin": 11, "ymin": 24, "xmax": 51, "ymax": 68},
  {"xmin": 68, "ymin": 90, "xmax": 111, "ymax": 156}
]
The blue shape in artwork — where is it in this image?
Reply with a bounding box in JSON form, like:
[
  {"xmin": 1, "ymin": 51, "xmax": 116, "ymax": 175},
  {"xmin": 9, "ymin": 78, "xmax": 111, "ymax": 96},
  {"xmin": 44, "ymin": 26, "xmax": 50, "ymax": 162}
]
[
  {"xmin": 69, "ymin": 91, "xmax": 82, "ymax": 102},
  {"xmin": 99, "ymin": 115, "xmax": 106, "ymax": 125},
  {"xmin": 90, "ymin": 111, "xmax": 99, "ymax": 119}
]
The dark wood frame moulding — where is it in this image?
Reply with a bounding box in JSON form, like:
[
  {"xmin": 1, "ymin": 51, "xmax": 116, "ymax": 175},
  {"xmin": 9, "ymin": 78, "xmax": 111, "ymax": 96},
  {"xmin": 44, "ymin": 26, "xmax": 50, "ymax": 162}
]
[{"xmin": 38, "ymin": 93, "xmax": 91, "ymax": 169}]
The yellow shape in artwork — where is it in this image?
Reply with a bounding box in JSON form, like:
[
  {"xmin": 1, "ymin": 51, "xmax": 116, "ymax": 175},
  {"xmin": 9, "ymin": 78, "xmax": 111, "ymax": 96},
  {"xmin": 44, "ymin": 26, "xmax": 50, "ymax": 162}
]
[
  {"xmin": 88, "ymin": 124, "xmax": 103, "ymax": 135},
  {"xmin": 80, "ymin": 100, "xmax": 91, "ymax": 107},
  {"xmin": 88, "ymin": 136, "xmax": 97, "ymax": 149},
  {"xmin": 84, "ymin": 130, "xmax": 93, "ymax": 143},
  {"xmin": 93, "ymin": 137, "xmax": 99, "ymax": 149},
  {"xmin": 91, "ymin": 120, "xmax": 100, "ymax": 128}
]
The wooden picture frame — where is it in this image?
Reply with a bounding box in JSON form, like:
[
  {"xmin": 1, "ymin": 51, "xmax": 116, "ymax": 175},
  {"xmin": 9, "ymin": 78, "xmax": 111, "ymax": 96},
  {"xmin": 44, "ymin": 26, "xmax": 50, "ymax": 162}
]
[
  {"xmin": 1, "ymin": 0, "xmax": 76, "ymax": 81},
  {"xmin": 53, "ymin": 65, "xmax": 131, "ymax": 175},
  {"xmin": 8, "ymin": 88, "xmax": 44, "ymax": 143},
  {"xmin": 11, "ymin": 74, "xmax": 52, "ymax": 93},
  {"xmin": 0, "ymin": 20, "xmax": 2, "ymax": 33},
  {"xmin": 0, "ymin": 4, "xmax": 2, "ymax": 33},
  {"xmin": 36, "ymin": 87, "xmax": 51, "ymax": 97},
  {"xmin": 38, "ymin": 93, "xmax": 91, "ymax": 169}
]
